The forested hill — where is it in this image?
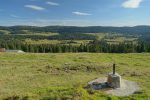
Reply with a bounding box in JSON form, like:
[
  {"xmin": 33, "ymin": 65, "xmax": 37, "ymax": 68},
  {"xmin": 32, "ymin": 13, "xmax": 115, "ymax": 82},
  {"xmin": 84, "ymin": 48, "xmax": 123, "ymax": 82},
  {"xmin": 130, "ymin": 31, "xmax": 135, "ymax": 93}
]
[{"xmin": 0, "ymin": 25, "xmax": 150, "ymax": 35}]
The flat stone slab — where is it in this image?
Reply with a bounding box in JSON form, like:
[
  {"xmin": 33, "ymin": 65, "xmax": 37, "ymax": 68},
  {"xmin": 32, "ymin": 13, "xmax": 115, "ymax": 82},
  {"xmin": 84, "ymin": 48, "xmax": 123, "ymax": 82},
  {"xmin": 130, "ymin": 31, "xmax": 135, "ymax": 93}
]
[{"xmin": 88, "ymin": 77, "xmax": 140, "ymax": 96}]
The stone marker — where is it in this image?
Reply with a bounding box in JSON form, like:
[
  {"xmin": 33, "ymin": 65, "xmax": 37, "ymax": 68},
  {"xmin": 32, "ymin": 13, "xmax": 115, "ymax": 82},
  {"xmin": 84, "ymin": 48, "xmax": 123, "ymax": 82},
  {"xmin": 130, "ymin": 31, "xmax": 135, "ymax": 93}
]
[
  {"xmin": 107, "ymin": 64, "xmax": 121, "ymax": 88},
  {"xmin": 88, "ymin": 63, "xmax": 139, "ymax": 96}
]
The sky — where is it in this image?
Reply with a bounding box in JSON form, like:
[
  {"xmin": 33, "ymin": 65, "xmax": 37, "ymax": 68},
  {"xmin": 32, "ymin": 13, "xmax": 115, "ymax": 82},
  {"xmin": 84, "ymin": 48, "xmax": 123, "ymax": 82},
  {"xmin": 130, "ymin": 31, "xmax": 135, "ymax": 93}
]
[{"xmin": 0, "ymin": 0, "xmax": 150, "ymax": 26}]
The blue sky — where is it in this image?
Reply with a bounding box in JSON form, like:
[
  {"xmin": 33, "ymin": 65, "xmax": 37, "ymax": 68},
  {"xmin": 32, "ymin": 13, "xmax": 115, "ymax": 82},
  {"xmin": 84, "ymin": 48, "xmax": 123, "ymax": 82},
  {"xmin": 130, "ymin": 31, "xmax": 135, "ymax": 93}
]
[{"xmin": 0, "ymin": 0, "xmax": 150, "ymax": 26}]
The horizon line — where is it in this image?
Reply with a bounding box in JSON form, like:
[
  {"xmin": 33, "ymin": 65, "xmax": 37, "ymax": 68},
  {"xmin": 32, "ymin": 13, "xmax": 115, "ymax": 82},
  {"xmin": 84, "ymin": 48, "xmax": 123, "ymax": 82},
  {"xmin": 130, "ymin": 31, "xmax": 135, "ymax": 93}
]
[{"xmin": 0, "ymin": 25, "xmax": 150, "ymax": 27}]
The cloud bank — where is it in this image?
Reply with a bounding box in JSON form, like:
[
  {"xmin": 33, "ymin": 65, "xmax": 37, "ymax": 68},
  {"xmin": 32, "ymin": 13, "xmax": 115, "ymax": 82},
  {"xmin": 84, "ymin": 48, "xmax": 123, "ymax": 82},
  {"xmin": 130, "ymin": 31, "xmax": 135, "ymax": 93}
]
[
  {"xmin": 24, "ymin": 5, "xmax": 45, "ymax": 11},
  {"xmin": 122, "ymin": 0, "xmax": 143, "ymax": 8},
  {"xmin": 3, "ymin": 19, "xmax": 97, "ymax": 26},
  {"xmin": 72, "ymin": 11, "xmax": 91, "ymax": 16}
]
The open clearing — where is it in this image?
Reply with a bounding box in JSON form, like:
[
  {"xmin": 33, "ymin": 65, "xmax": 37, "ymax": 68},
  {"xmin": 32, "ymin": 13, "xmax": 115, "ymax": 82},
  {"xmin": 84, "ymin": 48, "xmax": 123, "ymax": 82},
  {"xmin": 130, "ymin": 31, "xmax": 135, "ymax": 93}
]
[{"xmin": 0, "ymin": 53, "xmax": 150, "ymax": 99}]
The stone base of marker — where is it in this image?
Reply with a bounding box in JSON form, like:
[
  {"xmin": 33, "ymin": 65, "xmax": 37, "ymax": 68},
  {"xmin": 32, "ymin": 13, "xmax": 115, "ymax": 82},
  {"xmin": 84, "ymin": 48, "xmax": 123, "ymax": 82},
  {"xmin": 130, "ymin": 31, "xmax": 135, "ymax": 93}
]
[{"xmin": 107, "ymin": 73, "xmax": 121, "ymax": 88}]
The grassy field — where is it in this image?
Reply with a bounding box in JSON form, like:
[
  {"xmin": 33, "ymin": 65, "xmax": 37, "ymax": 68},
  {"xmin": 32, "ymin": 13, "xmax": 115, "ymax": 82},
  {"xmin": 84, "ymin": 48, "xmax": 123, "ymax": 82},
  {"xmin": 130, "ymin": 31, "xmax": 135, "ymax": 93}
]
[
  {"xmin": 0, "ymin": 53, "xmax": 150, "ymax": 100},
  {"xmin": 0, "ymin": 30, "xmax": 10, "ymax": 35},
  {"xmin": 17, "ymin": 31, "xmax": 59, "ymax": 36},
  {"xmin": 24, "ymin": 39, "xmax": 92, "ymax": 45},
  {"xmin": 86, "ymin": 33, "xmax": 138, "ymax": 44},
  {"xmin": 23, "ymin": 33, "xmax": 137, "ymax": 46}
]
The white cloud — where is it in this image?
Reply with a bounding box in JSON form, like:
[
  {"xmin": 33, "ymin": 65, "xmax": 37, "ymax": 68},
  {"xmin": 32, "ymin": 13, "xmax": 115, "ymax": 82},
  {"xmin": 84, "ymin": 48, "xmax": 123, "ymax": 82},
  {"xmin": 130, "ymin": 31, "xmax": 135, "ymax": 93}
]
[
  {"xmin": 24, "ymin": 5, "xmax": 45, "ymax": 11},
  {"xmin": 72, "ymin": 11, "xmax": 91, "ymax": 16},
  {"xmin": 122, "ymin": 0, "xmax": 143, "ymax": 8},
  {"xmin": 46, "ymin": 1, "xmax": 59, "ymax": 6},
  {"xmin": 10, "ymin": 14, "xmax": 19, "ymax": 18}
]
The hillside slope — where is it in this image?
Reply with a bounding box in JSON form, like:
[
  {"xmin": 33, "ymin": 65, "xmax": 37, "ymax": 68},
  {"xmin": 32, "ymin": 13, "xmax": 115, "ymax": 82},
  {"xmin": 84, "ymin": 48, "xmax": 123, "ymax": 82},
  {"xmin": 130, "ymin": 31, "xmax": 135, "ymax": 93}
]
[
  {"xmin": 0, "ymin": 53, "xmax": 149, "ymax": 99},
  {"xmin": 0, "ymin": 25, "xmax": 150, "ymax": 34}
]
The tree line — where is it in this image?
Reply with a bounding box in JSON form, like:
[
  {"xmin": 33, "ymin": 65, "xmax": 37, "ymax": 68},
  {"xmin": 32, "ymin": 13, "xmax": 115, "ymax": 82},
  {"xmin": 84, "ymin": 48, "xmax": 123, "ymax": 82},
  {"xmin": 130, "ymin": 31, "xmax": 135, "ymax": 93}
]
[
  {"xmin": 0, "ymin": 40, "xmax": 150, "ymax": 53},
  {"xmin": 0, "ymin": 33, "xmax": 96, "ymax": 40}
]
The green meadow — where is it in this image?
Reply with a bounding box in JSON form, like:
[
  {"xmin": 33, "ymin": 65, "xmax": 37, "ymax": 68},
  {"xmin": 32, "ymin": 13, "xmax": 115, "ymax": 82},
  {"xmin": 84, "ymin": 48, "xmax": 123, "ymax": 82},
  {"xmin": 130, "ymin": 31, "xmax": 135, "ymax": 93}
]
[{"xmin": 0, "ymin": 53, "xmax": 150, "ymax": 100}]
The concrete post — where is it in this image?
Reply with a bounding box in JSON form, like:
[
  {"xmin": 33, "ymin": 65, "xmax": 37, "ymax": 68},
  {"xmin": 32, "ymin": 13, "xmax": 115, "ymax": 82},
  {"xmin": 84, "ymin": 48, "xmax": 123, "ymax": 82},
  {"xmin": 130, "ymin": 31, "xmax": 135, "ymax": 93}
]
[{"xmin": 107, "ymin": 64, "xmax": 121, "ymax": 88}]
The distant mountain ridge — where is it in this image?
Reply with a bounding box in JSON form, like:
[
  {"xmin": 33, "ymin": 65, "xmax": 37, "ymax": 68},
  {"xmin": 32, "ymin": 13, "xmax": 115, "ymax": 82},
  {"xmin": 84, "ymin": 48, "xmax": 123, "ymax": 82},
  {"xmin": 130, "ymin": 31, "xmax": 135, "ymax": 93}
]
[{"xmin": 0, "ymin": 25, "xmax": 150, "ymax": 35}]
